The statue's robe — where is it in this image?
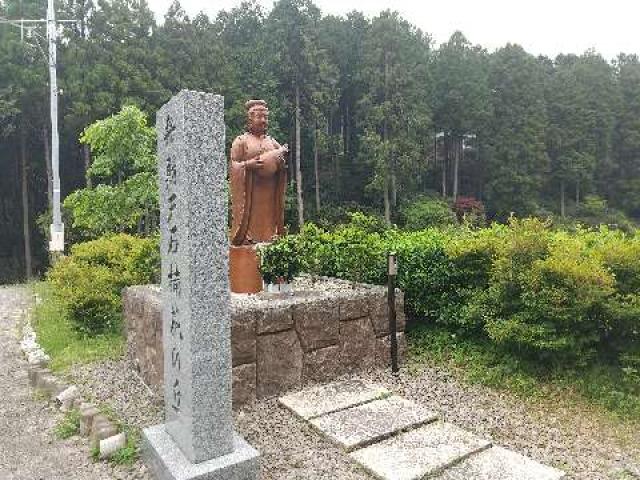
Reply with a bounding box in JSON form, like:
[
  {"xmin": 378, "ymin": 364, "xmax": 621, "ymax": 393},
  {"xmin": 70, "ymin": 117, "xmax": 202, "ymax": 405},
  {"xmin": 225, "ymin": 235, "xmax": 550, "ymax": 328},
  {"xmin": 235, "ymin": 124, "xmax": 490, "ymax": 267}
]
[{"xmin": 229, "ymin": 132, "xmax": 286, "ymax": 245}]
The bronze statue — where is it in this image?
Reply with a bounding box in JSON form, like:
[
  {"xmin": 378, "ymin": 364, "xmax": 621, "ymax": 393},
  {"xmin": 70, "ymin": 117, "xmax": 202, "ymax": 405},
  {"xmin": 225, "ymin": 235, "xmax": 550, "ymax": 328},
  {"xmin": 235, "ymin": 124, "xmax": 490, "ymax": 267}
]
[
  {"xmin": 230, "ymin": 100, "xmax": 288, "ymax": 245},
  {"xmin": 229, "ymin": 100, "xmax": 288, "ymax": 293}
]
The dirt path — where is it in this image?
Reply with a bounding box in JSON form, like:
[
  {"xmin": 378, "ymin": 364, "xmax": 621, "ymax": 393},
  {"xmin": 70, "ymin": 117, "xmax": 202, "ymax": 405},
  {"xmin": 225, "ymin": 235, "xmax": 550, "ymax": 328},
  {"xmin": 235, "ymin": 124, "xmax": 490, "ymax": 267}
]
[{"xmin": 0, "ymin": 286, "xmax": 119, "ymax": 480}]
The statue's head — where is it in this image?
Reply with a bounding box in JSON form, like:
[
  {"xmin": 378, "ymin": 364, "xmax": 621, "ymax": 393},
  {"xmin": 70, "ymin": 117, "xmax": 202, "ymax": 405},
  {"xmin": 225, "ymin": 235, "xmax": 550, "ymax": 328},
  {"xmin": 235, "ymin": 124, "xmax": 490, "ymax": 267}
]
[{"xmin": 246, "ymin": 99, "xmax": 269, "ymax": 135}]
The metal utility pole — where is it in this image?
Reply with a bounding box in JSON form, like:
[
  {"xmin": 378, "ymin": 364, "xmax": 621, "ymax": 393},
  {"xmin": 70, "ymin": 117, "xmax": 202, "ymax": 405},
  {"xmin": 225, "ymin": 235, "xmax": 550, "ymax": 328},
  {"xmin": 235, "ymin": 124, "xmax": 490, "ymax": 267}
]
[
  {"xmin": 47, "ymin": 0, "xmax": 64, "ymax": 252},
  {"xmin": 1, "ymin": 2, "xmax": 76, "ymax": 253}
]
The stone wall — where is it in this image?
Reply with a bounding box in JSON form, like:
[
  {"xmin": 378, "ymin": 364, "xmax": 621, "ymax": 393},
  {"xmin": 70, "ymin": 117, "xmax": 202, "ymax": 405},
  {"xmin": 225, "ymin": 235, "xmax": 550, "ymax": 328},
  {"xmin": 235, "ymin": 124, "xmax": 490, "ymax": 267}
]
[{"xmin": 123, "ymin": 277, "xmax": 406, "ymax": 407}]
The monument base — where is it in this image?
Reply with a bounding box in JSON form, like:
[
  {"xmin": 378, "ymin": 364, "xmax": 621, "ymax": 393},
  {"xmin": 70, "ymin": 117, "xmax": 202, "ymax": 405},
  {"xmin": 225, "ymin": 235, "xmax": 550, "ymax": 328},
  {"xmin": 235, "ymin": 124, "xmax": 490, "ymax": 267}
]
[
  {"xmin": 142, "ymin": 425, "xmax": 259, "ymax": 480},
  {"xmin": 229, "ymin": 245, "xmax": 263, "ymax": 294}
]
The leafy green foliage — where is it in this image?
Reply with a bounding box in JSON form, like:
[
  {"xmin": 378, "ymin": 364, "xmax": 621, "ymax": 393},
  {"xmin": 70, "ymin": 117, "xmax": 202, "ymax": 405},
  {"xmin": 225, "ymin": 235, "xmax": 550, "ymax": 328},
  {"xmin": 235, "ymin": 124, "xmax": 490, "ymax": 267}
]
[
  {"xmin": 258, "ymin": 235, "xmax": 303, "ymax": 284},
  {"xmin": 267, "ymin": 215, "xmax": 639, "ymax": 366},
  {"xmin": 485, "ymin": 45, "xmax": 549, "ymax": 218},
  {"xmin": 32, "ymin": 282, "xmax": 125, "ymax": 372},
  {"xmin": 108, "ymin": 428, "xmax": 140, "ymax": 465},
  {"xmin": 357, "ymin": 10, "xmax": 432, "ymax": 222},
  {"xmin": 408, "ymin": 324, "xmax": 640, "ymax": 420},
  {"xmin": 400, "ymin": 196, "xmax": 457, "ymax": 230},
  {"xmin": 47, "ymin": 234, "xmax": 159, "ymax": 334},
  {"xmin": 55, "ymin": 409, "xmax": 81, "ymax": 439},
  {"xmin": 64, "ymin": 106, "xmax": 158, "ymax": 240}
]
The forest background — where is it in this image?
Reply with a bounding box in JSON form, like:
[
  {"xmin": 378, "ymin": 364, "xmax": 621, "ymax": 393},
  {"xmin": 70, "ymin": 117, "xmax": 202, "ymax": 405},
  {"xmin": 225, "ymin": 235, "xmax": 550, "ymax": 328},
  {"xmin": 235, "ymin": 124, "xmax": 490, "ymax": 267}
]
[{"xmin": 1, "ymin": 0, "xmax": 640, "ymax": 282}]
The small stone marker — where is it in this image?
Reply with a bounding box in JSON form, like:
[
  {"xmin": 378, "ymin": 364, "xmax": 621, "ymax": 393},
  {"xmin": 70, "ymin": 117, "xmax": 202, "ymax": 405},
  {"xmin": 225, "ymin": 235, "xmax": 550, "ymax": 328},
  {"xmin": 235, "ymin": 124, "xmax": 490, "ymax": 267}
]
[
  {"xmin": 28, "ymin": 367, "xmax": 47, "ymax": 387},
  {"xmin": 279, "ymin": 379, "xmax": 390, "ymax": 420},
  {"xmin": 142, "ymin": 90, "xmax": 259, "ymax": 480},
  {"xmin": 99, "ymin": 433, "xmax": 127, "ymax": 459},
  {"xmin": 79, "ymin": 404, "xmax": 100, "ymax": 437},
  {"xmin": 55, "ymin": 385, "xmax": 79, "ymax": 411},
  {"xmin": 350, "ymin": 422, "xmax": 491, "ymax": 480},
  {"xmin": 91, "ymin": 423, "xmax": 119, "ymax": 449},
  {"xmin": 436, "ymin": 446, "xmax": 566, "ymax": 480},
  {"xmin": 310, "ymin": 396, "xmax": 438, "ymax": 451}
]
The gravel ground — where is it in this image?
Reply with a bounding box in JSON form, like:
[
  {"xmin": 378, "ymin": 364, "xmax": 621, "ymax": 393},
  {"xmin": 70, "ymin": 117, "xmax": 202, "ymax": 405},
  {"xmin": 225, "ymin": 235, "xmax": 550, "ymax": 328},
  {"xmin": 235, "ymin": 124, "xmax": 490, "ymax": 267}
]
[
  {"xmin": 71, "ymin": 353, "xmax": 640, "ymax": 480},
  {"xmin": 5, "ymin": 282, "xmax": 636, "ymax": 480},
  {"xmin": 0, "ymin": 286, "xmax": 140, "ymax": 480}
]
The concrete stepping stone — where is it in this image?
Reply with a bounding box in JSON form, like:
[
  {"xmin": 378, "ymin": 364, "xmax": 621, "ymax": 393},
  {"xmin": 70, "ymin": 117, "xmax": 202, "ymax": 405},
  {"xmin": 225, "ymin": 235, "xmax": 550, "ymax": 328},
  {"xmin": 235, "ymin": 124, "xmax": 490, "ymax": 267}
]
[
  {"xmin": 279, "ymin": 379, "xmax": 390, "ymax": 420},
  {"xmin": 350, "ymin": 421, "xmax": 491, "ymax": 480},
  {"xmin": 310, "ymin": 396, "xmax": 438, "ymax": 451},
  {"xmin": 435, "ymin": 446, "xmax": 565, "ymax": 479}
]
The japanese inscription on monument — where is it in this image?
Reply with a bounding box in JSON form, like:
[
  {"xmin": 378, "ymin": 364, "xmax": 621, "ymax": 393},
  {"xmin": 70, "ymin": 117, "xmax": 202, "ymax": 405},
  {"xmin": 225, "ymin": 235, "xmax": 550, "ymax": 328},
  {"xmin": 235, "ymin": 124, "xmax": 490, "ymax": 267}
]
[
  {"xmin": 140, "ymin": 90, "xmax": 260, "ymax": 480},
  {"xmin": 153, "ymin": 90, "xmax": 233, "ymax": 463}
]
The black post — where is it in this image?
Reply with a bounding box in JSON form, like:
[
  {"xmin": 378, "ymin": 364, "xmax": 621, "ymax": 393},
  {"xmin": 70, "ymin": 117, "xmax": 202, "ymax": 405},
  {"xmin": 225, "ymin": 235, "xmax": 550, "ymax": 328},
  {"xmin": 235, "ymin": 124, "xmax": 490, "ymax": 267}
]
[{"xmin": 388, "ymin": 252, "xmax": 399, "ymax": 373}]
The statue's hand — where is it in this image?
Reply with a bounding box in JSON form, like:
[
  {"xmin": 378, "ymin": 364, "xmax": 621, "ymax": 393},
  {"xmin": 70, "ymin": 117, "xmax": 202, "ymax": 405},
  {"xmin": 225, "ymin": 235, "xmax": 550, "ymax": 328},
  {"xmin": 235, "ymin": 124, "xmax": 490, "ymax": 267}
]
[{"xmin": 246, "ymin": 157, "xmax": 264, "ymax": 170}]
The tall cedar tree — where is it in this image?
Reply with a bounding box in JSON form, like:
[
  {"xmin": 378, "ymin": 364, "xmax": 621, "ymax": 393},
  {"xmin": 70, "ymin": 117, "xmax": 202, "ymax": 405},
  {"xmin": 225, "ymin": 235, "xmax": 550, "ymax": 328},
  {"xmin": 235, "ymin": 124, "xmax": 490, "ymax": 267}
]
[{"xmin": 485, "ymin": 44, "xmax": 549, "ymax": 219}]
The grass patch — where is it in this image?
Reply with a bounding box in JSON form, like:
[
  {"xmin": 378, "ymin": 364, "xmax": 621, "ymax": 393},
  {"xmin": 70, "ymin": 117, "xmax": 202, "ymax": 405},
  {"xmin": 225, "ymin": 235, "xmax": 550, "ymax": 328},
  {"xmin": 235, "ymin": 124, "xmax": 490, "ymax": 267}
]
[
  {"xmin": 90, "ymin": 444, "xmax": 101, "ymax": 462},
  {"xmin": 92, "ymin": 403, "xmax": 140, "ymax": 465},
  {"xmin": 89, "ymin": 426, "xmax": 140, "ymax": 465},
  {"xmin": 55, "ymin": 409, "xmax": 81, "ymax": 439},
  {"xmin": 109, "ymin": 428, "xmax": 140, "ymax": 465},
  {"xmin": 407, "ymin": 324, "xmax": 640, "ymax": 421},
  {"xmin": 31, "ymin": 282, "xmax": 124, "ymax": 372}
]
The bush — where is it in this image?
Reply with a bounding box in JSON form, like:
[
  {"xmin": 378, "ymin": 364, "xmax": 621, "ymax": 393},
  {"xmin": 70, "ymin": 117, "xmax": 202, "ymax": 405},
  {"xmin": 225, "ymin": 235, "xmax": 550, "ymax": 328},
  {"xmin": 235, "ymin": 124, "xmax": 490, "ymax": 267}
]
[
  {"xmin": 258, "ymin": 234, "xmax": 302, "ymax": 284},
  {"xmin": 47, "ymin": 234, "xmax": 159, "ymax": 335},
  {"xmin": 310, "ymin": 202, "xmax": 384, "ymax": 231},
  {"xmin": 400, "ymin": 196, "xmax": 457, "ymax": 231},
  {"xmin": 453, "ymin": 196, "xmax": 486, "ymax": 226},
  {"xmin": 265, "ymin": 215, "xmax": 640, "ymax": 366}
]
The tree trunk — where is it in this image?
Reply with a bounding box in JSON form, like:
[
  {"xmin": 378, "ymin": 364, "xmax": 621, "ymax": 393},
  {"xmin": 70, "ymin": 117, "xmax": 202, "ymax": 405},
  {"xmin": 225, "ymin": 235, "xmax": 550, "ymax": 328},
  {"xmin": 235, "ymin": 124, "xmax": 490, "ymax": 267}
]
[
  {"xmin": 453, "ymin": 136, "xmax": 460, "ymax": 201},
  {"xmin": 42, "ymin": 126, "xmax": 53, "ymax": 210},
  {"xmin": 442, "ymin": 135, "xmax": 448, "ymax": 197},
  {"xmin": 383, "ymin": 176, "xmax": 391, "ymax": 225},
  {"xmin": 20, "ymin": 131, "xmax": 32, "ymax": 280},
  {"xmin": 336, "ymin": 115, "xmax": 342, "ymax": 199},
  {"xmin": 344, "ymin": 103, "xmax": 349, "ymax": 162},
  {"xmin": 83, "ymin": 144, "xmax": 92, "ymax": 188},
  {"xmin": 314, "ymin": 121, "xmax": 321, "ymax": 213},
  {"xmin": 383, "ymin": 50, "xmax": 393, "ymax": 221},
  {"xmin": 295, "ymin": 83, "xmax": 304, "ymax": 227},
  {"xmin": 391, "ymin": 154, "xmax": 397, "ymax": 208},
  {"xmin": 560, "ymin": 179, "xmax": 566, "ymax": 217}
]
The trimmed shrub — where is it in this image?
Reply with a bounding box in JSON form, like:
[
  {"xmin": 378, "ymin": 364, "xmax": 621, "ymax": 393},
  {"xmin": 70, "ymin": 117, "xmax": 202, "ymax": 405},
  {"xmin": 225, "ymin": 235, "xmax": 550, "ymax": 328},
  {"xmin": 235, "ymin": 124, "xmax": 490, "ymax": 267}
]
[
  {"xmin": 262, "ymin": 215, "xmax": 640, "ymax": 366},
  {"xmin": 400, "ymin": 196, "xmax": 457, "ymax": 231},
  {"xmin": 258, "ymin": 234, "xmax": 302, "ymax": 284},
  {"xmin": 47, "ymin": 234, "xmax": 159, "ymax": 335}
]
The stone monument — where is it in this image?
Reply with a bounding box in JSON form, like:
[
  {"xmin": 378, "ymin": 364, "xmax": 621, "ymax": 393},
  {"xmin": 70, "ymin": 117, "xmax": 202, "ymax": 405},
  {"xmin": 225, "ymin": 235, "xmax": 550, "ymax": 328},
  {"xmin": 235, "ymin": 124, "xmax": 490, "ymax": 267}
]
[
  {"xmin": 142, "ymin": 90, "xmax": 259, "ymax": 480},
  {"xmin": 229, "ymin": 100, "xmax": 288, "ymax": 293}
]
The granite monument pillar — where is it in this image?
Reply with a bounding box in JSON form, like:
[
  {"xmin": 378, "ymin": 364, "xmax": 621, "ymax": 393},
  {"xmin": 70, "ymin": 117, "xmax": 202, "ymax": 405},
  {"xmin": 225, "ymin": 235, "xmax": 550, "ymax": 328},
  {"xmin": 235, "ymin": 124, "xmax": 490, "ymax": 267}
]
[{"xmin": 142, "ymin": 90, "xmax": 259, "ymax": 480}]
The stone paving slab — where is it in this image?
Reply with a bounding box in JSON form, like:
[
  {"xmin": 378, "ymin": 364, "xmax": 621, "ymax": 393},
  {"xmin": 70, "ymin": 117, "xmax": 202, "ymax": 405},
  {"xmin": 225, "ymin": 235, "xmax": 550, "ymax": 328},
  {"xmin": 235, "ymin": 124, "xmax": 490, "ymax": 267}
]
[
  {"xmin": 349, "ymin": 422, "xmax": 491, "ymax": 480},
  {"xmin": 279, "ymin": 379, "xmax": 390, "ymax": 420},
  {"xmin": 310, "ymin": 395, "xmax": 438, "ymax": 451},
  {"xmin": 435, "ymin": 445, "xmax": 565, "ymax": 480}
]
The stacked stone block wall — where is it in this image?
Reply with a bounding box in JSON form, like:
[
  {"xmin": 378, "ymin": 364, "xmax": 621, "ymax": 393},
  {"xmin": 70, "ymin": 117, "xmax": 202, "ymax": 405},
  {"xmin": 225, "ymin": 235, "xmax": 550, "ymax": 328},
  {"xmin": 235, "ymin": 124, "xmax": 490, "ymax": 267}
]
[{"xmin": 123, "ymin": 278, "xmax": 406, "ymax": 406}]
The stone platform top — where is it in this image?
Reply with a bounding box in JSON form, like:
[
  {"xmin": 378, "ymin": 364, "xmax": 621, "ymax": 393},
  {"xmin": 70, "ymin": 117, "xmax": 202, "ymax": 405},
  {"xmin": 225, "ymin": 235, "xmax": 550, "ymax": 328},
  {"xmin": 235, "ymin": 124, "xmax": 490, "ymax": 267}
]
[
  {"xmin": 231, "ymin": 275, "xmax": 401, "ymax": 311},
  {"xmin": 140, "ymin": 275, "xmax": 403, "ymax": 319}
]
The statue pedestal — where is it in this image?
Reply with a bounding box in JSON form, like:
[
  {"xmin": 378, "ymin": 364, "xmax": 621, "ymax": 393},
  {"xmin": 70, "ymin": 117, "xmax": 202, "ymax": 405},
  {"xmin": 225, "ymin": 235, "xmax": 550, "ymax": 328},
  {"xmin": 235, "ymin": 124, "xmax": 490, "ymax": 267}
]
[{"xmin": 229, "ymin": 245, "xmax": 263, "ymax": 294}]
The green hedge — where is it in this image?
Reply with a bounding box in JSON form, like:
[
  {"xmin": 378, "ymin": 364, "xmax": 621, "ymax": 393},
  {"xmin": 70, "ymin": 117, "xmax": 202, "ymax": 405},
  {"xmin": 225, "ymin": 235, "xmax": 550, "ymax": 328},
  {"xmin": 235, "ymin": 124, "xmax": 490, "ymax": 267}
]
[
  {"xmin": 47, "ymin": 234, "xmax": 160, "ymax": 334},
  {"xmin": 262, "ymin": 216, "xmax": 640, "ymax": 365}
]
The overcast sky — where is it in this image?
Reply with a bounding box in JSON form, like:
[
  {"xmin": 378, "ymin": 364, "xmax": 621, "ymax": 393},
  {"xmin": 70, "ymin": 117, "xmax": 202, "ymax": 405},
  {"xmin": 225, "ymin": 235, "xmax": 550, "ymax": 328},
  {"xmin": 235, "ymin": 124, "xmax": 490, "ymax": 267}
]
[{"xmin": 146, "ymin": 0, "xmax": 638, "ymax": 60}]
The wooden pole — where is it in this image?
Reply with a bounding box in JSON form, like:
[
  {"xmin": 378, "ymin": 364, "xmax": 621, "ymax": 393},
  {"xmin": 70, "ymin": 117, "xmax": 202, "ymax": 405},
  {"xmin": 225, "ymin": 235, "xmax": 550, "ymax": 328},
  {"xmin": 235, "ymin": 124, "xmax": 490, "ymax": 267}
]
[{"xmin": 387, "ymin": 252, "xmax": 398, "ymax": 373}]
